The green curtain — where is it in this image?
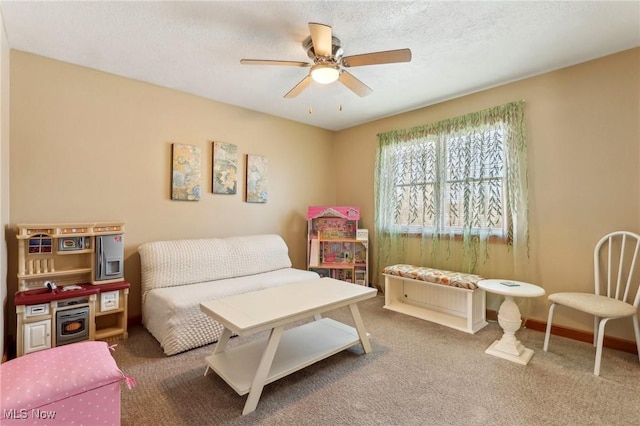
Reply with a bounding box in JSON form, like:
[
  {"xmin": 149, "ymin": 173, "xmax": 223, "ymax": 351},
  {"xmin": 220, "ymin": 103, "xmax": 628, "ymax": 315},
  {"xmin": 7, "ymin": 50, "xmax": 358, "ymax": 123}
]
[{"xmin": 374, "ymin": 101, "xmax": 528, "ymax": 284}]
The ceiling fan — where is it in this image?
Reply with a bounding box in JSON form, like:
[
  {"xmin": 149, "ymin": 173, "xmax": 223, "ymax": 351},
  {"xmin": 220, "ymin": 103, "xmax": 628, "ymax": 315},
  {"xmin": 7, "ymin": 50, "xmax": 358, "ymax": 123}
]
[{"xmin": 240, "ymin": 22, "xmax": 412, "ymax": 98}]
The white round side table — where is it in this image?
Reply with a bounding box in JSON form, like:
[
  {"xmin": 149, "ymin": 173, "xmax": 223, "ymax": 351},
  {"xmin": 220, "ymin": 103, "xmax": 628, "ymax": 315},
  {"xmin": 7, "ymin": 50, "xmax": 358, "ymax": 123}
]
[{"xmin": 477, "ymin": 279, "xmax": 545, "ymax": 365}]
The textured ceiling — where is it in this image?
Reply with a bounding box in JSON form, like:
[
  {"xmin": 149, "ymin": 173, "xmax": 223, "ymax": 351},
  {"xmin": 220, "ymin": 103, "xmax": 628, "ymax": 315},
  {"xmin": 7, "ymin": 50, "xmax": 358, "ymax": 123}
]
[{"xmin": 1, "ymin": 1, "xmax": 639, "ymax": 131}]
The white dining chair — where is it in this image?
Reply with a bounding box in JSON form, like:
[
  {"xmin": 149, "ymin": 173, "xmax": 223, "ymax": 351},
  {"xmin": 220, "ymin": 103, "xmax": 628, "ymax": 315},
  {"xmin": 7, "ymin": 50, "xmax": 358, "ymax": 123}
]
[{"xmin": 543, "ymin": 231, "xmax": 640, "ymax": 376}]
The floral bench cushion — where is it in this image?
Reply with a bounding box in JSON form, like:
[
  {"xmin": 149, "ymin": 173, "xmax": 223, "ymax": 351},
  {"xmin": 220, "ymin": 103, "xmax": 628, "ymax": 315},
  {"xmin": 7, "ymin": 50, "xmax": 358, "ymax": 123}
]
[{"xmin": 382, "ymin": 264, "xmax": 483, "ymax": 290}]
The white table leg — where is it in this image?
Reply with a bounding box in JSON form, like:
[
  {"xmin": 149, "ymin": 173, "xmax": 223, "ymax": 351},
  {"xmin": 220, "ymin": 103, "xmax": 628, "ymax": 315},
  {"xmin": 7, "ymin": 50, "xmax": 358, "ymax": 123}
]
[
  {"xmin": 485, "ymin": 296, "xmax": 535, "ymax": 365},
  {"xmin": 214, "ymin": 327, "xmax": 233, "ymax": 354},
  {"xmin": 204, "ymin": 327, "xmax": 233, "ymax": 376},
  {"xmin": 242, "ymin": 326, "xmax": 284, "ymax": 415},
  {"xmin": 349, "ymin": 304, "xmax": 372, "ymax": 354}
]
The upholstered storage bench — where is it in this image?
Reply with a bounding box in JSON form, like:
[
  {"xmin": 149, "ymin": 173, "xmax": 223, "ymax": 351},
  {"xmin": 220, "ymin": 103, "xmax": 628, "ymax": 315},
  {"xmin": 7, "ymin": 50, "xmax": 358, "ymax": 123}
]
[
  {"xmin": 383, "ymin": 264, "xmax": 488, "ymax": 334},
  {"xmin": 0, "ymin": 341, "xmax": 134, "ymax": 425}
]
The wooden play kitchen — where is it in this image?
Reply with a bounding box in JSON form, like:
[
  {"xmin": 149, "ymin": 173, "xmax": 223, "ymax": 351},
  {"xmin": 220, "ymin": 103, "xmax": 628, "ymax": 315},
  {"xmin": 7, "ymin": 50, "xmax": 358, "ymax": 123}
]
[{"xmin": 14, "ymin": 222, "xmax": 129, "ymax": 357}]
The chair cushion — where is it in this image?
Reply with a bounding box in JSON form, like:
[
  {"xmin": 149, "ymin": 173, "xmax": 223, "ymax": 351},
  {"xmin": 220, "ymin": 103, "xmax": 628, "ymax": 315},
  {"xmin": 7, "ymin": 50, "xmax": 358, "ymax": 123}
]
[{"xmin": 549, "ymin": 292, "xmax": 637, "ymax": 318}]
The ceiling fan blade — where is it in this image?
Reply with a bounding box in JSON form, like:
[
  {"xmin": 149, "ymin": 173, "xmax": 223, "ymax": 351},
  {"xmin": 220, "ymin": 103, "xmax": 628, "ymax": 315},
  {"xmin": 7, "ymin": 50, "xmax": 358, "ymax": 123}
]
[
  {"xmin": 309, "ymin": 22, "xmax": 332, "ymax": 57},
  {"xmin": 341, "ymin": 48, "xmax": 412, "ymax": 67},
  {"xmin": 339, "ymin": 71, "xmax": 373, "ymax": 97},
  {"xmin": 284, "ymin": 75, "xmax": 312, "ymax": 98},
  {"xmin": 240, "ymin": 59, "xmax": 311, "ymax": 67}
]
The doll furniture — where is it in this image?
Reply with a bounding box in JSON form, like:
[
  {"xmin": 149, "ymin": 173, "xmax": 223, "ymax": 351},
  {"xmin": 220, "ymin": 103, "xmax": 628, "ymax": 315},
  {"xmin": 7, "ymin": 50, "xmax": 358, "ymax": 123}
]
[{"xmin": 306, "ymin": 206, "xmax": 369, "ymax": 285}]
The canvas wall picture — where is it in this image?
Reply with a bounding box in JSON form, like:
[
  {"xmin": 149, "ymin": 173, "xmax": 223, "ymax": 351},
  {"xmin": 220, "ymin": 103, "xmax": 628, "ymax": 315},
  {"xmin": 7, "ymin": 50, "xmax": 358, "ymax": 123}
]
[
  {"xmin": 212, "ymin": 141, "xmax": 238, "ymax": 194},
  {"xmin": 171, "ymin": 143, "xmax": 201, "ymax": 201},
  {"xmin": 246, "ymin": 154, "xmax": 268, "ymax": 203}
]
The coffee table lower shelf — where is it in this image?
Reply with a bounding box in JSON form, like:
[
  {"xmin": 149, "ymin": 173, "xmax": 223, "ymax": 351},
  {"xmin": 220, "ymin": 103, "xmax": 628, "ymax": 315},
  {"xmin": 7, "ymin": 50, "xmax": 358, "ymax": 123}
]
[{"xmin": 205, "ymin": 318, "xmax": 360, "ymax": 395}]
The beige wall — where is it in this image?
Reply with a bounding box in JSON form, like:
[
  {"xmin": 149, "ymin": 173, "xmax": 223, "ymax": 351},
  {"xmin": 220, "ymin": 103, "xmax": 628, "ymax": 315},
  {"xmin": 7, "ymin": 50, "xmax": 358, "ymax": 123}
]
[
  {"xmin": 4, "ymin": 47, "xmax": 639, "ymax": 347},
  {"xmin": 7, "ymin": 51, "xmax": 336, "ymax": 333},
  {"xmin": 335, "ymin": 48, "xmax": 640, "ymax": 341},
  {"xmin": 0, "ymin": 9, "xmax": 10, "ymax": 359}
]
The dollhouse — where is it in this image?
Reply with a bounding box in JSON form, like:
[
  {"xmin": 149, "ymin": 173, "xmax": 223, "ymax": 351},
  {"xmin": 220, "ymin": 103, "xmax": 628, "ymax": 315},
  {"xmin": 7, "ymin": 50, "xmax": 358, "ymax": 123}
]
[{"xmin": 306, "ymin": 206, "xmax": 368, "ymax": 285}]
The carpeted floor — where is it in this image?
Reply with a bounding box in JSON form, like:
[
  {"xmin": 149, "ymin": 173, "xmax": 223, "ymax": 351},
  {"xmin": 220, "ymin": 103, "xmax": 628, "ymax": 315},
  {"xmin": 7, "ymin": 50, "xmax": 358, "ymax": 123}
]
[{"xmin": 111, "ymin": 295, "xmax": 640, "ymax": 425}]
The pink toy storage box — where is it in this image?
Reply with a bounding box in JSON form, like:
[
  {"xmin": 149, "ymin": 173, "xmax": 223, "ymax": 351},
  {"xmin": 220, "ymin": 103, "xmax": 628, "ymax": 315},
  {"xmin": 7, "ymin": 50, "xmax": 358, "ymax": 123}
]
[{"xmin": 1, "ymin": 341, "xmax": 134, "ymax": 425}]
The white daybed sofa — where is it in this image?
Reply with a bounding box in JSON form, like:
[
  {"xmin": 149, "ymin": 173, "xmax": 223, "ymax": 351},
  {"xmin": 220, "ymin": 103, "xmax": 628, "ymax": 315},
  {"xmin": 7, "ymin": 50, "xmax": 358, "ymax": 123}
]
[{"xmin": 138, "ymin": 234, "xmax": 319, "ymax": 355}]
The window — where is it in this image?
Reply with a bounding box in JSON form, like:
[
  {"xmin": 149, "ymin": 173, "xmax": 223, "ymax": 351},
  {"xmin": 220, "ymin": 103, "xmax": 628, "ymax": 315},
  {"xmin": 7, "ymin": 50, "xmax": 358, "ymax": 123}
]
[
  {"xmin": 374, "ymin": 101, "xmax": 528, "ymax": 273},
  {"xmin": 389, "ymin": 126, "xmax": 506, "ymax": 237}
]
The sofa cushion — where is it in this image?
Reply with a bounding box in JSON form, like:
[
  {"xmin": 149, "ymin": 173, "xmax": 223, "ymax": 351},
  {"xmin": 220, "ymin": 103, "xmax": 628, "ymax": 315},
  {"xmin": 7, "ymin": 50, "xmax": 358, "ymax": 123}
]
[
  {"xmin": 139, "ymin": 234, "xmax": 293, "ymax": 301},
  {"xmin": 143, "ymin": 267, "xmax": 319, "ymax": 355}
]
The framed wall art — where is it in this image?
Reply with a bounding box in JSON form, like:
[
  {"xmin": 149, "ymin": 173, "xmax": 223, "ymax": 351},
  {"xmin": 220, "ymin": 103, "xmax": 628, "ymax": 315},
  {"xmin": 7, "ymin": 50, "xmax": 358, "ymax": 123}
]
[
  {"xmin": 171, "ymin": 143, "xmax": 201, "ymax": 201},
  {"xmin": 212, "ymin": 141, "xmax": 238, "ymax": 194},
  {"xmin": 245, "ymin": 154, "xmax": 268, "ymax": 203}
]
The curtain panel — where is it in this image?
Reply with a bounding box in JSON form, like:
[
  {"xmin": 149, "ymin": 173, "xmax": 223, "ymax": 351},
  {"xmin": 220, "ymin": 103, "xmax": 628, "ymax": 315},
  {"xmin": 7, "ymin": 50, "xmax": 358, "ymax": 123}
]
[{"xmin": 374, "ymin": 100, "xmax": 528, "ymax": 283}]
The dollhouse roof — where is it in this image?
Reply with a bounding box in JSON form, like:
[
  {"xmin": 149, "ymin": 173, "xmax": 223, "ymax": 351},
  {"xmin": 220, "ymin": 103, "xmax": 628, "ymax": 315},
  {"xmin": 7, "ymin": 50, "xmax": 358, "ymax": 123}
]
[{"xmin": 306, "ymin": 206, "xmax": 360, "ymax": 220}]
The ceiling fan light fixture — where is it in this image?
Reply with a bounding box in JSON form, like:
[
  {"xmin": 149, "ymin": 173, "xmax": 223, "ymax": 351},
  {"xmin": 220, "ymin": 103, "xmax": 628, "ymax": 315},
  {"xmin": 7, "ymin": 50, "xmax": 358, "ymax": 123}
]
[
  {"xmin": 241, "ymin": 22, "xmax": 411, "ymax": 99},
  {"xmin": 310, "ymin": 63, "xmax": 340, "ymax": 84}
]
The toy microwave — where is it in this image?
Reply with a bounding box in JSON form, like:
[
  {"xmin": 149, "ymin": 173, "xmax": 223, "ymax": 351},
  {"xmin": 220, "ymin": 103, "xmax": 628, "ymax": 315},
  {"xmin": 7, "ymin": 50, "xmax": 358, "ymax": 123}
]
[{"xmin": 58, "ymin": 236, "xmax": 89, "ymax": 251}]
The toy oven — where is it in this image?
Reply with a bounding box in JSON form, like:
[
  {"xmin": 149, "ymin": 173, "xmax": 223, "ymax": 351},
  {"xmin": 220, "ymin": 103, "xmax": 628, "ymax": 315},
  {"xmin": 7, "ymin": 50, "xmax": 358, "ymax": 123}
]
[{"xmin": 56, "ymin": 306, "xmax": 90, "ymax": 346}]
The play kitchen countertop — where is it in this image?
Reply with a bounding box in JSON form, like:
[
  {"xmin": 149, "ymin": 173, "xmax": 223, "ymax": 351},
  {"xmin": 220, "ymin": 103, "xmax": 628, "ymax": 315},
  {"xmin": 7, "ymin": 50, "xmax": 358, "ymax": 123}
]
[{"xmin": 15, "ymin": 281, "xmax": 130, "ymax": 305}]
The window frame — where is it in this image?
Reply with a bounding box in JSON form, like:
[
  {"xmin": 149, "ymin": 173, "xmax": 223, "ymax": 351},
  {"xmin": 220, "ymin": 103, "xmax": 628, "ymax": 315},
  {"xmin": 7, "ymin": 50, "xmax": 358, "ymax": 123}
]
[{"xmin": 383, "ymin": 124, "xmax": 509, "ymax": 239}]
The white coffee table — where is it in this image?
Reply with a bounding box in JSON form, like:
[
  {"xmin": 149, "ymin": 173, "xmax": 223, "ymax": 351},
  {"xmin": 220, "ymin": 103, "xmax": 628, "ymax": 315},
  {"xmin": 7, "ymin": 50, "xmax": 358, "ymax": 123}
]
[
  {"xmin": 200, "ymin": 277, "xmax": 377, "ymax": 415},
  {"xmin": 477, "ymin": 279, "xmax": 545, "ymax": 365}
]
